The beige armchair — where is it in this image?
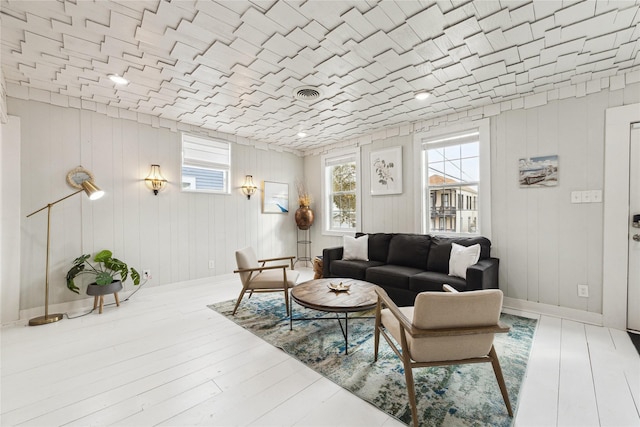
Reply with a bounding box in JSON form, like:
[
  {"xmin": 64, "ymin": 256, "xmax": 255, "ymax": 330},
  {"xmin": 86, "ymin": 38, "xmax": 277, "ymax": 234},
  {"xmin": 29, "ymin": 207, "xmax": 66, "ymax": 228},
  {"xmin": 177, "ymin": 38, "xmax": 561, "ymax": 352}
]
[
  {"xmin": 233, "ymin": 247, "xmax": 300, "ymax": 316},
  {"xmin": 374, "ymin": 285, "xmax": 512, "ymax": 426}
]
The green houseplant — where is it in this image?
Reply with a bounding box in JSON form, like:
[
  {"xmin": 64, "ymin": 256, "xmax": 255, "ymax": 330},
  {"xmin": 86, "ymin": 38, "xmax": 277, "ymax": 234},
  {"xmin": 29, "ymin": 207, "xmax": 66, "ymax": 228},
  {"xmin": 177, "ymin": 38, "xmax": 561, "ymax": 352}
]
[{"xmin": 66, "ymin": 249, "xmax": 140, "ymax": 294}]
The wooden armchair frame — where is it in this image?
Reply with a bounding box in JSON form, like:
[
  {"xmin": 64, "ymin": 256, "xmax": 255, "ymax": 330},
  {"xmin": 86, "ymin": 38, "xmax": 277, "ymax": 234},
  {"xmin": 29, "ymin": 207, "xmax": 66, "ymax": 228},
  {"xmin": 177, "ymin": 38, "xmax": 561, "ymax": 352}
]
[
  {"xmin": 233, "ymin": 254, "xmax": 297, "ymax": 316},
  {"xmin": 374, "ymin": 285, "xmax": 513, "ymax": 426}
]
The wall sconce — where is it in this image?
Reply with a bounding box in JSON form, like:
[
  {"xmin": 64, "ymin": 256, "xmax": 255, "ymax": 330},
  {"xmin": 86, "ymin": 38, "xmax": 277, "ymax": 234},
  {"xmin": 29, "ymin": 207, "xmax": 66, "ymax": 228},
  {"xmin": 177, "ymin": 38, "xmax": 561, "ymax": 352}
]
[
  {"xmin": 241, "ymin": 175, "xmax": 257, "ymax": 200},
  {"xmin": 145, "ymin": 164, "xmax": 167, "ymax": 195}
]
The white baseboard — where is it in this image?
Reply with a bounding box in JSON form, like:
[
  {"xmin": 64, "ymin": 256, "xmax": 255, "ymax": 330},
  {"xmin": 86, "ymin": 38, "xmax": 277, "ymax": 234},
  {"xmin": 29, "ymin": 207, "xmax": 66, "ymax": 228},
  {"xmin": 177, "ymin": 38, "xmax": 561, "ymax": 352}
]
[{"xmin": 503, "ymin": 296, "xmax": 604, "ymax": 326}]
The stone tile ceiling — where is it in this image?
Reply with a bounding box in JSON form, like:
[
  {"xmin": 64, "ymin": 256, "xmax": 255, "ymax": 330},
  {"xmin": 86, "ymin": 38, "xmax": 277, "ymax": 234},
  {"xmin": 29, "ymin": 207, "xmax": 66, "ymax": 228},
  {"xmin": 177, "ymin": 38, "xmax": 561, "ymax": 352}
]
[{"xmin": 1, "ymin": 0, "xmax": 639, "ymax": 152}]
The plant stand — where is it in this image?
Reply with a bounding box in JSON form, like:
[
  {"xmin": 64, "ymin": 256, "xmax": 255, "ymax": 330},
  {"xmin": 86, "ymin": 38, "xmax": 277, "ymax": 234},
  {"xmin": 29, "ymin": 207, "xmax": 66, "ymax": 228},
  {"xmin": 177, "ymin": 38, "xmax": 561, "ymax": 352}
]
[
  {"xmin": 295, "ymin": 227, "xmax": 311, "ymax": 268},
  {"xmin": 86, "ymin": 280, "xmax": 123, "ymax": 314}
]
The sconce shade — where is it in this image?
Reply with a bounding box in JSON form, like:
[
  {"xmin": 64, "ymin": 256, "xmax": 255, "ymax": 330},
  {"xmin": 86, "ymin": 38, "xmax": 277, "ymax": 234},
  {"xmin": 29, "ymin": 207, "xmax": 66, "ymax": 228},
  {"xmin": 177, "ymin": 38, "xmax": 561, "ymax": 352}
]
[
  {"xmin": 81, "ymin": 180, "xmax": 104, "ymax": 200},
  {"xmin": 241, "ymin": 175, "xmax": 257, "ymax": 200},
  {"xmin": 145, "ymin": 164, "xmax": 167, "ymax": 195}
]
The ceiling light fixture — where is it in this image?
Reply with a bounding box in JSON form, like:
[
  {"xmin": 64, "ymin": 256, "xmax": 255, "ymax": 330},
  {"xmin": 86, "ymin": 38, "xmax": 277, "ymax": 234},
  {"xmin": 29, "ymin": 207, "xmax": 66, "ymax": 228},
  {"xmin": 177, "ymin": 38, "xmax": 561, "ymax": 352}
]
[
  {"xmin": 297, "ymin": 132, "xmax": 307, "ymax": 138},
  {"xmin": 108, "ymin": 74, "xmax": 129, "ymax": 85},
  {"xmin": 415, "ymin": 91, "xmax": 430, "ymax": 100}
]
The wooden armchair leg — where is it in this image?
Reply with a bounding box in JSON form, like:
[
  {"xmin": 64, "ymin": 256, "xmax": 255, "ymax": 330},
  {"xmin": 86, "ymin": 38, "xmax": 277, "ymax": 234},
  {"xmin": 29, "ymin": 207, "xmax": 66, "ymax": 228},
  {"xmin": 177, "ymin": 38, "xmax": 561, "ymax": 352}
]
[
  {"xmin": 374, "ymin": 306, "xmax": 381, "ymax": 361},
  {"xmin": 232, "ymin": 289, "xmax": 248, "ymax": 315},
  {"xmin": 489, "ymin": 346, "xmax": 513, "ymax": 417},
  {"xmin": 403, "ymin": 359, "xmax": 419, "ymax": 427},
  {"xmin": 283, "ymin": 287, "xmax": 290, "ymax": 317}
]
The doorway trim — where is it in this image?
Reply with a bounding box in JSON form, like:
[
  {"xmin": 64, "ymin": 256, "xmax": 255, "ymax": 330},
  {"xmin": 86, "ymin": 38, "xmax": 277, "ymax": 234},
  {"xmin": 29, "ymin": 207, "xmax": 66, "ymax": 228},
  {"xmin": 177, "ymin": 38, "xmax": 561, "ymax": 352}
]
[{"xmin": 603, "ymin": 103, "xmax": 640, "ymax": 330}]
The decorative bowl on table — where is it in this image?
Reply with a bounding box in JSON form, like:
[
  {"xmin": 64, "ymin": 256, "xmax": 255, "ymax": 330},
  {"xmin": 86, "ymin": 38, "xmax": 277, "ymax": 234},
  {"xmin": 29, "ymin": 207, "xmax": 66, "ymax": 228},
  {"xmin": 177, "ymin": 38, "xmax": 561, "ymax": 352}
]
[{"xmin": 327, "ymin": 282, "xmax": 351, "ymax": 292}]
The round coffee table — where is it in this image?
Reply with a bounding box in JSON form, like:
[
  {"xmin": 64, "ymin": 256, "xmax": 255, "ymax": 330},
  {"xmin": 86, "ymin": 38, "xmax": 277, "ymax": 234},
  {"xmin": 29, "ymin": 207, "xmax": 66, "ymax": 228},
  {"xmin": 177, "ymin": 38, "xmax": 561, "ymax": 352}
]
[{"xmin": 289, "ymin": 278, "xmax": 377, "ymax": 354}]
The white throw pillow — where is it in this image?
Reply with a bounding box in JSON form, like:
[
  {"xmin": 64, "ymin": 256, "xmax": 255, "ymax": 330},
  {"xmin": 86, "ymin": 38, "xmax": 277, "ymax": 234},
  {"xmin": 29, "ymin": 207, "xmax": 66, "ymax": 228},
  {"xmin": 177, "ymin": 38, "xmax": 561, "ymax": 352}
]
[
  {"xmin": 342, "ymin": 235, "xmax": 369, "ymax": 261},
  {"xmin": 448, "ymin": 243, "xmax": 481, "ymax": 279}
]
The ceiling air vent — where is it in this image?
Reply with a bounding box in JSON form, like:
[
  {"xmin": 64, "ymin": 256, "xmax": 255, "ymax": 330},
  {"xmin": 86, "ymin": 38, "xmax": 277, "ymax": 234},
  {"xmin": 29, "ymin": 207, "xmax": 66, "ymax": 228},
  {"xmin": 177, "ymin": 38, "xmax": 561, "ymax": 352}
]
[{"xmin": 293, "ymin": 86, "xmax": 321, "ymax": 101}]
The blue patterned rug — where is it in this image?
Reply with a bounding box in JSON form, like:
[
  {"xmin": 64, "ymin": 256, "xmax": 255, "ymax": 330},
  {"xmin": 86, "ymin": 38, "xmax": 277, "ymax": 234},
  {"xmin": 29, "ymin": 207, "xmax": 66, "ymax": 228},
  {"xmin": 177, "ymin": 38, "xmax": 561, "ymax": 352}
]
[{"xmin": 209, "ymin": 293, "xmax": 536, "ymax": 426}]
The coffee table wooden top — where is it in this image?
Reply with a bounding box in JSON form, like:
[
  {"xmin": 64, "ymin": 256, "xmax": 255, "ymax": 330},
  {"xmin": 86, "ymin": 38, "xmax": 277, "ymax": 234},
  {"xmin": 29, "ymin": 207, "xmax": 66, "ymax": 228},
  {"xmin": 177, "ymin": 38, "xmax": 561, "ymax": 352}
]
[{"xmin": 291, "ymin": 278, "xmax": 377, "ymax": 313}]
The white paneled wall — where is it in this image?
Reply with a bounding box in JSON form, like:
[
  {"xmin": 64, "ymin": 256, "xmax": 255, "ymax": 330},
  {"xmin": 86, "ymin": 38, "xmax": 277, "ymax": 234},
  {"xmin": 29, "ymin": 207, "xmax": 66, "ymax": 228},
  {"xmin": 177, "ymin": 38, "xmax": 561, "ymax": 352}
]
[
  {"xmin": 12, "ymin": 98, "xmax": 303, "ymax": 314},
  {"xmin": 9, "ymin": 81, "xmax": 640, "ymax": 318},
  {"xmin": 1, "ymin": 116, "xmax": 21, "ymax": 323},
  {"xmin": 309, "ymin": 83, "xmax": 639, "ymax": 317}
]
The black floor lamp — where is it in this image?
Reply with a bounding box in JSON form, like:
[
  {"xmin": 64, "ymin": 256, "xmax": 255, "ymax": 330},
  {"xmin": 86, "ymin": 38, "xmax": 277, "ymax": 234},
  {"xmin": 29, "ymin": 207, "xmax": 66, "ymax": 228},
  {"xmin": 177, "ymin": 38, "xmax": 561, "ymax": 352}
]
[{"xmin": 26, "ymin": 167, "xmax": 104, "ymax": 326}]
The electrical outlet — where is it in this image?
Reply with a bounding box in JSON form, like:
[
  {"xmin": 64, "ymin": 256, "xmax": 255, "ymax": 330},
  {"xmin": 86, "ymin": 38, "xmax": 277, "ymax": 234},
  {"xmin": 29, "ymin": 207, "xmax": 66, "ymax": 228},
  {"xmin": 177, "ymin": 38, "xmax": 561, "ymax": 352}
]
[
  {"xmin": 208, "ymin": 260, "xmax": 215, "ymax": 269},
  {"xmin": 577, "ymin": 284, "xmax": 589, "ymax": 298},
  {"xmin": 143, "ymin": 269, "xmax": 151, "ymax": 280}
]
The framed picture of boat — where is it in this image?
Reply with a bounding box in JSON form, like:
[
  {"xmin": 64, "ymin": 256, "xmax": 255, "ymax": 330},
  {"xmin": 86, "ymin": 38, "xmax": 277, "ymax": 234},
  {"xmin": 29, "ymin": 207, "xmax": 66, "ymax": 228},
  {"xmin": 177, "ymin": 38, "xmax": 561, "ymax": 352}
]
[{"xmin": 519, "ymin": 155, "xmax": 558, "ymax": 188}]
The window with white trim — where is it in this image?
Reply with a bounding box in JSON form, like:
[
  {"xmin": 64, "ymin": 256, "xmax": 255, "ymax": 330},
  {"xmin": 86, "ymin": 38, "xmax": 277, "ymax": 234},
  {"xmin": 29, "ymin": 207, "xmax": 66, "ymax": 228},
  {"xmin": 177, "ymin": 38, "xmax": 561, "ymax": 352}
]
[
  {"xmin": 321, "ymin": 149, "xmax": 360, "ymax": 235},
  {"xmin": 416, "ymin": 120, "xmax": 491, "ymax": 236},
  {"xmin": 181, "ymin": 134, "xmax": 230, "ymax": 194}
]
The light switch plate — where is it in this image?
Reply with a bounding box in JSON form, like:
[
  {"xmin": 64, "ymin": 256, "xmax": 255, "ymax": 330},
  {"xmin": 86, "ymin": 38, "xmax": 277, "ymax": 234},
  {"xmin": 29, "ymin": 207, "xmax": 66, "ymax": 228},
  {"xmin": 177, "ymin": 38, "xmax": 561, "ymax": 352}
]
[
  {"xmin": 571, "ymin": 191, "xmax": 582, "ymax": 203},
  {"xmin": 591, "ymin": 190, "xmax": 602, "ymax": 203},
  {"xmin": 581, "ymin": 190, "xmax": 591, "ymax": 203}
]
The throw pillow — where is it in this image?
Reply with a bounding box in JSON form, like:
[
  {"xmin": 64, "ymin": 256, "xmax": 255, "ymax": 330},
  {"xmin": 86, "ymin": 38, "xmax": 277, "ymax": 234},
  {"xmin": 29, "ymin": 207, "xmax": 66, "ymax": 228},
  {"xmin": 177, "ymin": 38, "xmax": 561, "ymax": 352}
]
[
  {"xmin": 342, "ymin": 235, "xmax": 369, "ymax": 261},
  {"xmin": 448, "ymin": 243, "xmax": 481, "ymax": 279}
]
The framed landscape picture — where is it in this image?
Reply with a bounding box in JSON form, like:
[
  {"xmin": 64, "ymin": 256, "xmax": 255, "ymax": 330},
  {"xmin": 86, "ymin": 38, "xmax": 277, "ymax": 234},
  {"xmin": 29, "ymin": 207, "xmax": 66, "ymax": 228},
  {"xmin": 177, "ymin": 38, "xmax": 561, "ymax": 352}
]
[
  {"xmin": 370, "ymin": 146, "xmax": 403, "ymax": 195},
  {"xmin": 262, "ymin": 181, "xmax": 289, "ymax": 213}
]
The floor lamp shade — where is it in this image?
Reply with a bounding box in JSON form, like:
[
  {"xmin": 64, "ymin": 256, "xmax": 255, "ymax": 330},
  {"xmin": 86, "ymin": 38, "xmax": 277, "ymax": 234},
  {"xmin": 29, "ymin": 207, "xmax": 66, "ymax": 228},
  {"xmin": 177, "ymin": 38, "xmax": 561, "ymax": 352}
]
[
  {"xmin": 81, "ymin": 180, "xmax": 104, "ymax": 200},
  {"xmin": 26, "ymin": 170, "xmax": 104, "ymax": 326}
]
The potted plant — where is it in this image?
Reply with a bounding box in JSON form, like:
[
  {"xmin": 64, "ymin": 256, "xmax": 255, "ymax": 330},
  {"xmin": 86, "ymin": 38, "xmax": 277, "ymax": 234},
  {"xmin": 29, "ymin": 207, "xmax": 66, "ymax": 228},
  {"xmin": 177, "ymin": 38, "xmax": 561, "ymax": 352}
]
[{"xmin": 66, "ymin": 249, "xmax": 140, "ymax": 295}]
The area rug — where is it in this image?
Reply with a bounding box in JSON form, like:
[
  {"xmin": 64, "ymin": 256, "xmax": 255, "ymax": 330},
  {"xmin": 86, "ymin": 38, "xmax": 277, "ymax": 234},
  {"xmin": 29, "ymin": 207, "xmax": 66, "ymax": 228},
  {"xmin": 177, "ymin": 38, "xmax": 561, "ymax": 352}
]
[{"xmin": 208, "ymin": 294, "xmax": 537, "ymax": 427}]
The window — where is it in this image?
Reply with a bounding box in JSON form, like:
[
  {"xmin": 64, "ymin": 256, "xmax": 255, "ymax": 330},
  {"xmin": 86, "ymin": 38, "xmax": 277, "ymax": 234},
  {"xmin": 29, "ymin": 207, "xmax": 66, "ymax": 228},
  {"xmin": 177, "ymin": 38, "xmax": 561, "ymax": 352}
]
[
  {"xmin": 181, "ymin": 134, "xmax": 230, "ymax": 194},
  {"xmin": 321, "ymin": 149, "xmax": 360, "ymax": 235},
  {"xmin": 415, "ymin": 119, "xmax": 491, "ymax": 236}
]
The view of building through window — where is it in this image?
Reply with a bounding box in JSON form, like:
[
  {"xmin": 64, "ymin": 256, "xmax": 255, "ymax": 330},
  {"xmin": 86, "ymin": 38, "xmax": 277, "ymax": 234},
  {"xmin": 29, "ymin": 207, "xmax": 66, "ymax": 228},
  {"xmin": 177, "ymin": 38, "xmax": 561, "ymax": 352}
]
[
  {"xmin": 424, "ymin": 131, "xmax": 480, "ymax": 234},
  {"xmin": 323, "ymin": 151, "xmax": 358, "ymax": 233},
  {"xmin": 329, "ymin": 162, "xmax": 356, "ymax": 230}
]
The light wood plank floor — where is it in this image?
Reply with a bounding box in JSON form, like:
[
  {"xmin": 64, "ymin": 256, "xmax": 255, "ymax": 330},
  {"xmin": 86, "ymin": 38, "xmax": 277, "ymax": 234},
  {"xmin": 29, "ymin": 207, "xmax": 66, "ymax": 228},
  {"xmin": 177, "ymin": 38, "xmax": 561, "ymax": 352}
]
[{"xmin": 1, "ymin": 269, "xmax": 638, "ymax": 426}]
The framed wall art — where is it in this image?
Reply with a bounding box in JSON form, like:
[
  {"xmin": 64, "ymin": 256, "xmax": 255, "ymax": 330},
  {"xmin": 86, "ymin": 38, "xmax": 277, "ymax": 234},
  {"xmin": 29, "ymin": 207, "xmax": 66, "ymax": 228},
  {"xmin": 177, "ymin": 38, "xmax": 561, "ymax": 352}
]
[
  {"xmin": 519, "ymin": 155, "xmax": 558, "ymax": 188},
  {"xmin": 262, "ymin": 181, "xmax": 289, "ymax": 213},
  {"xmin": 370, "ymin": 146, "xmax": 403, "ymax": 195}
]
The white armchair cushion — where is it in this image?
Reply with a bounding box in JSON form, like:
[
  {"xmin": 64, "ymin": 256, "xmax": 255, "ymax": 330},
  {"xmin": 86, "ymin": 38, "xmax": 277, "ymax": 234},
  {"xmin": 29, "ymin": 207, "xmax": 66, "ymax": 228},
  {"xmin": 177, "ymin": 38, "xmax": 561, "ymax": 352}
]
[
  {"xmin": 448, "ymin": 243, "xmax": 481, "ymax": 279},
  {"xmin": 342, "ymin": 234, "xmax": 369, "ymax": 261},
  {"xmin": 248, "ymin": 269, "xmax": 300, "ymax": 289},
  {"xmin": 380, "ymin": 289, "xmax": 503, "ymax": 363},
  {"xmin": 236, "ymin": 246, "xmax": 259, "ymax": 285}
]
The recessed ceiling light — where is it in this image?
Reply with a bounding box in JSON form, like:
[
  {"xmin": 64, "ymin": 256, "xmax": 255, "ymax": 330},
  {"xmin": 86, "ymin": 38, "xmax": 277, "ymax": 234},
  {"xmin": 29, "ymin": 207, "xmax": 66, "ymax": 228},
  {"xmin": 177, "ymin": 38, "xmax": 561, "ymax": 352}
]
[
  {"xmin": 297, "ymin": 132, "xmax": 307, "ymax": 138},
  {"xmin": 108, "ymin": 74, "xmax": 128, "ymax": 85},
  {"xmin": 415, "ymin": 91, "xmax": 430, "ymax": 100}
]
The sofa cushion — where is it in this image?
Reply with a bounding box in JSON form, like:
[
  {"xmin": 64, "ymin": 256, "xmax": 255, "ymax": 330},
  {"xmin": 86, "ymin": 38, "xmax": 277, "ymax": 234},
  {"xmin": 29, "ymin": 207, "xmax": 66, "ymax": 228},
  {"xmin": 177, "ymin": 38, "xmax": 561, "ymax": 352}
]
[
  {"xmin": 330, "ymin": 259, "xmax": 384, "ymax": 280},
  {"xmin": 366, "ymin": 264, "xmax": 424, "ymax": 290},
  {"xmin": 386, "ymin": 234, "xmax": 431, "ymax": 270},
  {"xmin": 357, "ymin": 232, "xmax": 394, "ymax": 262},
  {"xmin": 427, "ymin": 236, "xmax": 492, "ymax": 274},
  {"xmin": 343, "ymin": 234, "xmax": 369, "ymax": 260},
  {"xmin": 449, "ymin": 243, "xmax": 481, "ymax": 279},
  {"xmin": 409, "ymin": 271, "xmax": 467, "ymax": 293}
]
